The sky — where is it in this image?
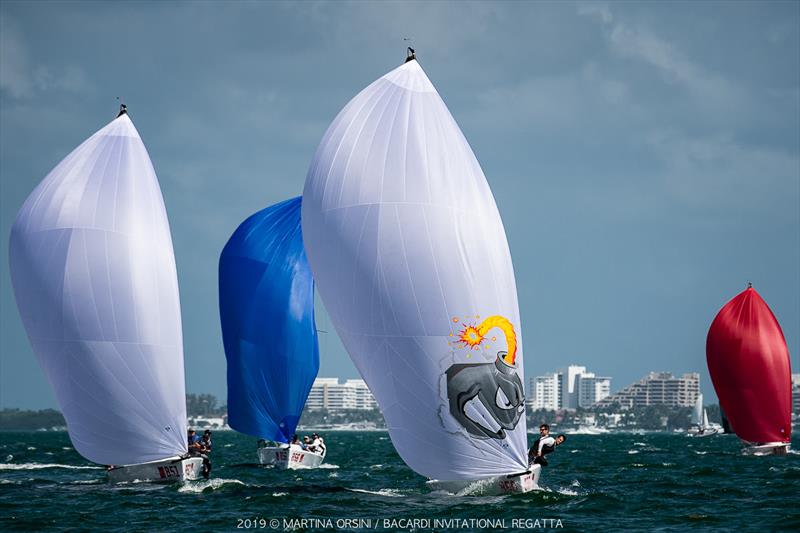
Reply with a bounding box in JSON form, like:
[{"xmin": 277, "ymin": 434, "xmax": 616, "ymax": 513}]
[{"xmin": 1, "ymin": 1, "xmax": 798, "ymax": 409}]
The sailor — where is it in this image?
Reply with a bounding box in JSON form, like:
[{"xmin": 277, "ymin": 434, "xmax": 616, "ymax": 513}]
[
  {"xmin": 199, "ymin": 430, "xmax": 213, "ymax": 479},
  {"xmin": 290, "ymin": 434, "xmax": 304, "ymax": 450},
  {"xmin": 528, "ymin": 424, "xmax": 566, "ymax": 467},
  {"xmin": 311, "ymin": 433, "xmax": 326, "ymax": 455},
  {"xmin": 201, "ymin": 430, "xmax": 213, "ymax": 454},
  {"xmin": 187, "ymin": 429, "xmax": 202, "ymax": 453},
  {"xmin": 303, "ymin": 435, "xmax": 313, "ymax": 451},
  {"xmin": 187, "ymin": 429, "xmax": 211, "ymax": 479}
]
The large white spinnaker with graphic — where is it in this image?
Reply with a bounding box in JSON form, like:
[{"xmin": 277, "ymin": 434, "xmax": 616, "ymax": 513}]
[
  {"xmin": 302, "ymin": 57, "xmax": 529, "ymax": 482},
  {"xmin": 9, "ymin": 108, "xmax": 189, "ymax": 468}
]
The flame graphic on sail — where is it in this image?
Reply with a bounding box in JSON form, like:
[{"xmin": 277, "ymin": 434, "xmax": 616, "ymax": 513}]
[{"xmin": 456, "ymin": 315, "xmax": 517, "ymax": 365}]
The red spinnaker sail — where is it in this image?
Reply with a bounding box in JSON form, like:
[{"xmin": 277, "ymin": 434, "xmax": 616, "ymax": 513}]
[{"xmin": 706, "ymin": 287, "xmax": 792, "ymax": 443}]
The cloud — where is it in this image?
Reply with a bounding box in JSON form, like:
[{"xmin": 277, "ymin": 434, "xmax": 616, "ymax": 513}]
[
  {"xmin": 0, "ymin": 15, "xmax": 91, "ymax": 99},
  {"xmin": 468, "ymin": 61, "xmax": 632, "ymax": 132},
  {"xmin": 646, "ymin": 129, "xmax": 800, "ymax": 217},
  {"xmin": 0, "ymin": 16, "xmax": 32, "ymax": 97},
  {"xmin": 577, "ymin": 2, "xmax": 613, "ymax": 24}
]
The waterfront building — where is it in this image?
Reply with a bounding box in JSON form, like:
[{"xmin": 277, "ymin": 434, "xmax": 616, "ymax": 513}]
[
  {"xmin": 595, "ymin": 372, "xmax": 699, "ymax": 409},
  {"xmin": 577, "ymin": 373, "xmax": 612, "ymax": 408},
  {"xmin": 530, "ymin": 373, "xmax": 561, "ymax": 410},
  {"xmin": 529, "ymin": 365, "xmax": 611, "ymax": 410},
  {"xmin": 307, "ymin": 378, "xmax": 377, "ymax": 411}
]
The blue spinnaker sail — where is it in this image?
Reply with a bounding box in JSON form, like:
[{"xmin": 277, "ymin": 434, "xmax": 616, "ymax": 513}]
[{"xmin": 220, "ymin": 196, "xmax": 319, "ymax": 442}]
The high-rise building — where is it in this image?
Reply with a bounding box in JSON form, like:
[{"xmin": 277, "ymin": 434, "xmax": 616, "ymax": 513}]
[
  {"xmin": 347, "ymin": 379, "xmax": 378, "ymax": 410},
  {"xmin": 529, "ymin": 365, "xmax": 611, "ymax": 410},
  {"xmin": 595, "ymin": 372, "xmax": 699, "ymax": 409},
  {"xmin": 306, "ymin": 378, "xmax": 339, "ymax": 410},
  {"xmin": 530, "ymin": 373, "xmax": 561, "ymax": 410},
  {"xmin": 577, "ymin": 373, "xmax": 612, "ymax": 408},
  {"xmin": 560, "ymin": 365, "xmax": 587, "ymax": 409},
  {"xmin": 792, "ymin": 374, "xmax": 800, "ymax": 417},
  {"xmin": 306, "ymin": 378, "xmax": 377, "ymax": 411}
]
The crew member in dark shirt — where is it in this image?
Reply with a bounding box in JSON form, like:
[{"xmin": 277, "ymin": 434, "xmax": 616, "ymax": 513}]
[{"xmin": 528, "ymin": 424, "xmax": 567, "ymax": 466}]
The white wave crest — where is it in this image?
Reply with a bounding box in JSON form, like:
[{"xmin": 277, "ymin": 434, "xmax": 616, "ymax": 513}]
[
  {"xmin": 178, "ymin": 478, "xmax": 245, "ymax": 493},
  {"xmin": 348, "ymin": 488, "xmax": 405, "ymax": 498},
  {"xmin": 0, "ymin": 463, "xmax": 99, "ymax": 471},
  {"xmin": 556, "ymin": 487, "xmax": 579, "ymax": 496}
]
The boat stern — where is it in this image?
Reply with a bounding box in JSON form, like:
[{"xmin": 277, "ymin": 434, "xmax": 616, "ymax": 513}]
[
  {"xmin": 427, "ymin": 465, "xmax": 541, "ymax": 496},
  {"xmin": 743, "ymin": 442, "xmax": 791, "ymax": 456},
  {"xmin": 107, "ymin": 456, "xmax": 204, "ymax": 484}
]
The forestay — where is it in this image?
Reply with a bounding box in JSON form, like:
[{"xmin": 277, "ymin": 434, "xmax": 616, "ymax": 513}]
[
  {"xmin": 9, "ymin": 112, "xmax": 188, "ymax": 466},
  {"xmin": 220, "ymin": 197, "xmax": 319, "ymax": 442},
  {"xmin": 302, "ymin": 59, "xmax": 528, "ymax": 480}
]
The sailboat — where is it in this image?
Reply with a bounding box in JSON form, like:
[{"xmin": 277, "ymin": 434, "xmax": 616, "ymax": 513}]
[
  {"xmin": 8, "ymin": 106, "xmax": 202, "ymax": 483},
  {"xmin": 687, "ymin": 393, "xmax": 720, "ymax": 437},
  {"xmin": 302, "ymin": 51, "xmax": 536, "ymax": 494},
  {"xmin": 706, "ymin": 284, "xmax": 792, "ymax": 455},
  {"xmin": 219, "ymin": 197, "xmax": 324, "ymax": 469}
]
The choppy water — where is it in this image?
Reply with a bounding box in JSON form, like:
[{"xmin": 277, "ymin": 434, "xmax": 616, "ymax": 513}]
[{"xmin": 1, "ymin": 430, "xmax": 798, "ymax": 532}]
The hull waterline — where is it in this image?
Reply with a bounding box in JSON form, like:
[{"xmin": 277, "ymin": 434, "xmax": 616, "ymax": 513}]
[
  {"xmin": 742, "ymin": 442, "xmax": 790, "ymax": 456},
  {"xmin": 257, "ymin": 446, "xmax": 326, "ymax": 469},
  {"xmin": 106, "ymin": 456, "xmax": 204, "ymax": 484},
  {"xmin": 427, "ymin": 465, "xmax": 541, "ymax": 495}
]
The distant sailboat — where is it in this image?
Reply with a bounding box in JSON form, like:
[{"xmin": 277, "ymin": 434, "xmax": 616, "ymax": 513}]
[
  {"xmin": 9, "ymin": 106, "xmax": 202, "ymax": 483},
  {"xmin": 687, "ymin": 393, "xmax": 720, "ymax": 437},
  {"xmin": 706, "ymin": 285, "xmax": 792, "ymax": 455},
  {"xmin": 302, "ymin": 52, "xmax": 535, "ymax": 494},
  {"xmin": 219, "ymin": 197, "xmax": 324, "ymax": 469}
]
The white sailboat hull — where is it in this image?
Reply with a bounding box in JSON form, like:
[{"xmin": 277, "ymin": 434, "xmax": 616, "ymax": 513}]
[
  {"xmin": 742, "ymin": 442, "xmax": 790, "ymax": 456},
  {"xmin": 257, "ymin": 446, "xmax": 326, "ymax": 469},
  {"xmin": 427, "ymin": 465, "xmax": 541, "ymax": 496},
  {"xmin": 107, "ymin": 456, "xmax": 204, "ymax": 484},
  {"xmin": 689, "ymin": 428, "xmax": 720, "ymax": 438},
  {"xmin": 687, "ymin": 426, "xmax": 721, "ymax": 438}
]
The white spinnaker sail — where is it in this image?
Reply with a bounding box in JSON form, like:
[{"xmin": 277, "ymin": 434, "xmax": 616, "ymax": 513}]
[
  {"xmin": 692, "ymin": 393, "xmax": 704, "ymax": 426},
  {"xmin": 9, "ymin": 112, "xmax": 188, "ymax": 466},
  {"xmin": 302, "ymin": 60, "xmax": 528, "ymax": 480}
]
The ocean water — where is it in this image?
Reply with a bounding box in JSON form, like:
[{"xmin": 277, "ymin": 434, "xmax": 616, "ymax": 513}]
[{"xmin": 0, "ymin": 430, "xmax": 798, "ymax": 532}]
